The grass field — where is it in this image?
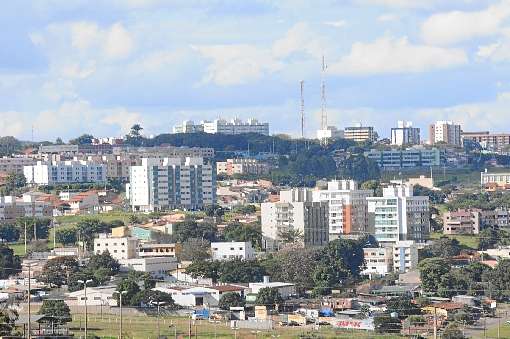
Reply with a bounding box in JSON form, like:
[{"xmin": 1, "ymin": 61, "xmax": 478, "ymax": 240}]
[
  {"xmin": 429, "ymin": 231, "xmax": 479, "ymax": 250},
  {"xmin": 56, "ymin": 211, "xmax": 137, "ymax": 226},
  {"xmin": 68, "ymin": 314, "xmax": 403, "ymax": 339}
]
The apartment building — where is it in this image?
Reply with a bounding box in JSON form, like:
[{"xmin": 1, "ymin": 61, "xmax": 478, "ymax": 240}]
[
  {"xmin": 316, "ymin": 126, "xmax": 344, "ymax": 142},
  {"xmin": 312, "ymin": 180, "xmax": 372, "ymax": 239},
  {"xmin": 344, "ymin": 124, "xmax": 377, "ymax": 142},
  {"xmin": 261, "ymin": 188, "xmax": 329, "ymax": 250},
  {"xmin": 462, "ymin": 131, "xmax": 510, "ymax": 151},
  {"xmin": 138, "ymin": 243, "xmax": 182, "ymax": 258},
  {"xmin": 391, "ymin": 121, "xmax": 420, "ymax": 146},
  {"xmin": 365, "ymin": 147, "xmax": 444, "ymax": 169},
  {"xmin": 210, "ymin": 241, "xmax": 256, "ymax": 261},
  {"xmin": 367, "ymin": 182, "xmax": 430, "ymax": 246},
  {"xmin": 24, "ymin": 160, "xmax": 106, "ymax": 185},
  {"xmin": 126, "ymin": 157, "xmax": 216, "ymax": 212},
  {"xmin": 481, "ymin": 170, "xmax": 510, "ymax": 190},
  {"xmin": 393, "ymin": 241, "xmax": 420, "ymax": 273},
  {"xmin": 443, "ymin": 209, "xmax": 481, "ymax": 235},
  {"xmin": 173, "ymin": 118, "xmax": 269, "ymax": 136},
  {"xmin": 113, "ymin": 146, "xmax": 215, "ymax": 159},
  {"xmin": 216, "ymin": 158, "xmax": 270, "ymax": 176},
  {"xmin": 0, "ymin": 157, "xmax": 35, "ymax": 174},
  {"xmin": 94, "ymin": 233, "xmax": 139, "ymax": 260},
  {"xmin": 362, "ymin": 247, "xmax": 393, "ymax": 277},
  {"xmin": 0, "ymin": 194, "xmax": 52, "ymax": 223},
  {"xmin": 172, "ymin": 120, "xmax": 205, "ymax": 134},
  {"xmin": 429, "ymin": 121, "xmax": 462, "ymax": 146}
]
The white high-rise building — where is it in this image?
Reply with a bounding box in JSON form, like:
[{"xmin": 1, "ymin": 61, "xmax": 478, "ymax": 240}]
[
  {"xmin": 126, "ymin": 157, "xmax": 215, "ymax": 212},
  {"xmin": 172, "ymin": 118, "xmax": 269, "ymax": 136},
  {"xmin": 312, "ymin": 180, "xmax": 372, "ymax": 239},
  {"xmin": 429, "ymin": 121, "xmax": 462, "ymax": 146},
  {"xmin": 391, "ymin": 121, "xmax": 420, "ymax": 146},
  {"xmin": 24, "ymin": 160, "xmax": 106, "ymax": 185},
  {"xmin": 393, "ymin": 241, "xmax": 421, "ymax": 273},
  {"xmin": 367, "ymin": 181, "xmax": 430, "ymax": 246},
  {"xmin": 261, "ymin": 188, "xmax": 328, "ymax": 250}
]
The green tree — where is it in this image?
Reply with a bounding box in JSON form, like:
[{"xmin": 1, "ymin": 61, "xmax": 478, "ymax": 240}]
[
  {"xmin": 87, "ymin": 251, "xmax": 120, "ymax": 276},
  {"xmin": 39, "ymin": 299, "xmax": 72, "ymax": 324},
  {"xmin": 0, "ymin": 224, "xmax": 20, "ymax": 242},
  {"xmin": 219, "ymin": 292, "xmax": 245, "ymax": 310},
  {"xmin": 116, "ymin": 278, "xmax": 141, "ymax": 306},
  {"xmin": 418, "ymin": 258, "xmax": 451, "ymax": 294},
  {"xmin": 15, "ymin": 217, "xmax": 51, "ymax": 240},
  {"xmin": 38, "ymin": 256, "xmax": 79, "ymax": 287},
  {"xmin": 129, "ymin": 124, "xmax": 143, "ymax": 138},
  {"xmin": 262, "ymin": 246, "xmax": 319, "ymax": 291},
  {"xmin": 131, "ymin": 289, "xmax": 177, "ymax": 308},
  {"xmin": 386, "ymin": 297, "xmax": 421, "ymax": 319},
  {"xmin": 422, "ymin": 237, "xmax": 462, "ymax": 258},
  {"xmin": 483, "ymin": 259, "xmax": 510, "ymax": 300},
  {"xmin": 223, "ymin": 223, "xmax": 262, "ymax": 249},
  {"xmin": 219, "ymin": 259, "xmax": 266, "ymax": 283},
  {"xmin": 0, "ymin": 246, "xmax": 21, "ymax": 279},
  {"xmin": 5, "ymin": 173, "xmax": 26, "ymax": 193},
  {"xmin": 178, "ymin": 238, "xmax": 211, "ymax": 261},
  {"xmin": 69, "ymin": 134, "xmax": 94, "ymax": 145},
  {"xmin": 255, "ymin": 287, "xmax": 283, "ymax": 308},
  {"xmin": 174, "ymin": 220, "xmax": 217, "ymax": 242},
  {"xmin": 185, "ymin": 260, "xmax": 221, "ymax": 283},
  {"xmin": 277, "ymin": 228, "xmax": 303, "ymax": 244},
  {"xmin": 55, "ymin": 228, "xmax": 77, "ymax": 245},
  {"xmin": 75, "ymin": 219, "xmax": 111, "ymax": 249},
  {"xmin": 337, "ymin": 154, "xmax": 380, "ymax": 182},
  {"xmin": 0, "ymin": 310, "xmax": 16, "ymax": 335}
]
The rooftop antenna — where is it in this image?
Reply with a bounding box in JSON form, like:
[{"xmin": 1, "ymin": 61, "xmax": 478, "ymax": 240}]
[
  {"xmin": 320, "ymin": 55, "xmax": 327, "ymax": 131},
  {"xmin": 300, "ymin": 80, "xmax": 305, "ymax": 139}
]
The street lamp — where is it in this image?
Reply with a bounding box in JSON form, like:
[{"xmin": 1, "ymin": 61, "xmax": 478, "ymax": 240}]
[
  {"xmin": 77, "ymin": 279, "xmax": 93, "ymax": 339},
  {"xmin": 149, "ymin": 300, "xmax": 166, "ymax": 339},
  {"xmin": 113, "ymin": 291, "xmax": 127, "ymax": 339}
]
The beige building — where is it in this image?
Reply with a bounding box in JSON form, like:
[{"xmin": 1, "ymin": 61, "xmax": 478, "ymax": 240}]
[
  {"xmin": 216, "ymin": 158, "xmax": 269, "ymax": 176},
  {"xmin": 139, "ymin": 243, "xmax": 182, "ymax": 258},
  {"xmin": 443, "ymin": 209, "xmax": 481, "ymax": 235},
  {"xmin": 312, "ymin": 180, "xmax": 372, "ymax": 238},
  {"xmin": 481, "ymin": 170, "xmax": 510, "ymax": 190},
  {"xmin": 0, "ymin": 194, "xmax": 52, "ymax": 223},
  {"xmin": 363, "ymin": 247, "xmax": 393, "ymax": 277},
  {"xmin": 94, "ymin": 234, "xmax": 139, "ymax": 260},
  {"xmin": 261, "ymin": 188, "xmax": 328, "ymax": 250},
  {"xmin": 344, "ymin": 125, "xmax": 377, "ymax": 142},
  {"xmin": 429, "ymin": 121, "xmax": 462, "ymax": 146},
  {"xmin": 0, "ymin": 157, "xmax": 35, "ymax": 174}
]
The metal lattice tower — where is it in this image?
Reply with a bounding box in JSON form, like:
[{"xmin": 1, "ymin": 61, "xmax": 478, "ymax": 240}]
[
  {"xmin": 320, "ymin": 55, "xmax": 327, "ymax": 130},
  {"xmin": 300, "ymin": 80, "xmax": 305, "ymax": 138}
]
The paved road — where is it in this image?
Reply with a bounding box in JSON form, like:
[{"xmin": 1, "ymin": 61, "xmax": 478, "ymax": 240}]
[{"xmin": 463, "ymin": 304, "xmax": 510, "ymax": 338}]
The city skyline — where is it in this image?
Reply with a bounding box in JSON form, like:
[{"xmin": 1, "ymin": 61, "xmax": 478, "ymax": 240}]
[{"xmin": 2, "ymin": 1, "xmax": 510, "ymax": 140}]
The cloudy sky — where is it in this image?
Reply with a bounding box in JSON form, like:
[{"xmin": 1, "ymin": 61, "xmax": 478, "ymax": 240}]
[{"xmin": 2, "ymin": 0, "xmax": 510, "ymax": 141}]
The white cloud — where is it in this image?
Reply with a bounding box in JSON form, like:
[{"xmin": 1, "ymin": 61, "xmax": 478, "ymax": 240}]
[
  {"xmin": 355, "ymin": 0, "xmax": 441, "ymax": 9},
  {"xmin": 104, "ymin": 23, "xmax": 134, "ymax": 59},
  {"xmin": 194, "ymin": 44, "xmax": 283, "ymax": 86},
  {"xmin": 329, "ymin": 36, "xmax": 468, "ymax": 75},
  {"xmin": 421, "ymin": 2, "xmax": 510, "ymax": 45},
  {"xmin": 377, "ymin": 13, "xmax": 399, "ymax": 22},
  {"xmin": 272, "ymin": 22, "xmax": 326, "ymax": 59},
  {"xmin": 101, "ymin": 110, "xmax": 143, "ymax": 134},
  {"xmin": 70, "ymin": 21, "xmax": 100, "ymax": 50},
  {"xmin": 0, "ymin": 111, "xmax": 27, "ymax": 136},
  {"xmin": 417, "ymin": 91, "xmax": 510, "ymax": 132},
  {"xmin": 323, "ymin": 20, "xmax": 347, "ymax": 28},
  {"xmin": 60, "ymin": 62, "xmax": 96, "ymax": 79}
]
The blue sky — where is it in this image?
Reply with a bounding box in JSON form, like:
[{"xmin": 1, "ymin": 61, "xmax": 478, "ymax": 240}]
[{"xmin": 2, "ymin": 0, "xmax": 510, "ymax": 141}]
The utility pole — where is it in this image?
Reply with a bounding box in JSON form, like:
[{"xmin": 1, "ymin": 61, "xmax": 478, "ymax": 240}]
[
  {"xmin": 300, "ymin": 80, "xmax": 305, "ymax": 139},
  {"xmin": 52, "ymin": 218, "xmax": 56, "ymax": 250},
  {"xmin": 24, "ymin": 221, "xmax": 27, "ymax": 255},
  {"xmin": 114, "ymin": 290, "xmax": 127, "ymax": 339},
  {"xmin": 433, "ymin": 307, "xmax": 437, "ymax": 339},
  {"xmin": 78, "ymin": 279, "xmax": 93, "ymax": 339},
  {"xmin": 33, "ymin": 221, "xmax": 37, "ymax": 241},
  {"xmin": 27, "ymin": 264, "xmax": 31, "ymax": 339}
]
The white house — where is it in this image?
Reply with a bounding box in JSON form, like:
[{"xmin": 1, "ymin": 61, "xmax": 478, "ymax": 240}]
[
  {"xmin": 24, "ymin": 160, "xmax": 106, "ymax": 185},
  {"xmin": 67, "ymin": 285, "xmax": 118, "ymax": 306},
  {"xmin": 94, "ymin": 234, "xmax": 139, "ymax": 260},
  {"xmin": 362, "ymin": 247, "xmax": 393, "ymax": 277},
  {"xmin": 211, "ymin": 241, "xmax": 255, "ymax": 261},
  {"xmin": 119, "ymin": 257, "xmax": 178, "ymax": 278},
  {"xmin": 248, "ymin": 277, "xmax": 296, "ymax": 299},
  {"xmin": 153, "ymin": 284, "xmax": 245, "ymax": 308}
]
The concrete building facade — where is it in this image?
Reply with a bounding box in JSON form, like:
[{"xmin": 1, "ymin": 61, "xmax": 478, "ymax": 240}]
[
  {"xmin": 216, "ymin": 158, "xmax": 269, "ymax": 176},
  {"xmin": 429, "ymin": 121, "xmax": 462, "ymax": 146},
  {"xmin": 362, "ymin": 247, "xmax": 393, "ymax": 277},
  {"xmin": 24, "ymin": 160, "xmax": 106, "ymax": 185},
  {"xmin": 261, "ymin": 188, "xmax": 328, "ymax": 250},
  {"xmin": 344, "ymin": 125, "xmax": 377, "ymax": 142},
  {"xmin": 365, "ymin": 148, "xmax": 443, "ymax": 169},
  {"xmin": 211, "ymin": 241, "xmax": 255, "ymax": 261},
  {"xmin": 367, "ymin": 182, "xmax": 430, "ymax": 246},
  {"xmin": 312, "ymin": 180, "xmax": 372, "ymax": 239},
  {"xmin": 126, "ymin": 157, "xmax": 216, "ymax": 212},
  {"xmin": 393, "ymin": 241, "xmax": 421, "ymax": 273},
  {"xmin": 391, "ymin": 121, "xmax": 420, "ymax": 146},
  {"xmin": 93, "ymin": 234, "xmax": 139, "ymax": 260}
]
